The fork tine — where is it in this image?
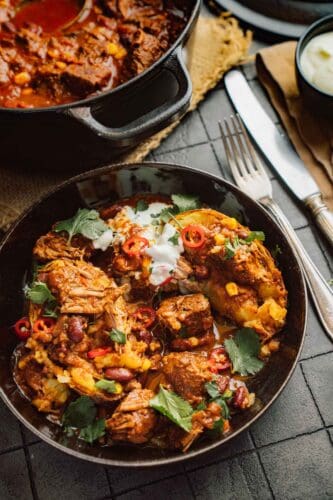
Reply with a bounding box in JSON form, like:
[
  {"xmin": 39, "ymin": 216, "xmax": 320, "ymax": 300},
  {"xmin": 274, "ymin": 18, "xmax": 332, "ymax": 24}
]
[
  {"xmin": 219, "ymin": 121, "xmax": 242, "ymax": 184},
  {"xmin": 224, "ymin": 118, "xmax": 248, "ymax": 179},
  {"xmin": 236, "ymin": 114, "xmax": 270, "ymax": 181},
  {"xmin": 230, "ymin": 115, "xmax": 255, "ymax": 176}
]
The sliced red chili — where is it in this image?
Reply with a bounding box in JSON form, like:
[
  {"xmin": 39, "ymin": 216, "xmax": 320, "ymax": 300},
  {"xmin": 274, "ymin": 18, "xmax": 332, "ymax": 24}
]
[
  {"xmin": 132, "ymin": 307, "xmax": 156, "ymax": 329},
  {"xmin": 122, "ymin": 236, "xmax": 149, "ymax": 257},
  {"xmin": 33, "ymin": 318, "xmax": 56, "ymax": 334},
  {"xmin": 208, "ymin": 347, "xmax": 231, "ymax": 373},
  {"xmin": 13, "ymin": 317, "xmax": 31, "ymax": 341},
  {"xmin": 87, "ymin": 347, "xmax": 112, "ymax": 359},
  {"xmin": 181, "ymin": 225, "xmax": 206, "ymax": 249},
  {"xmin": 159, "ymin": 276, "xmax": 173, "ymax": 287}
]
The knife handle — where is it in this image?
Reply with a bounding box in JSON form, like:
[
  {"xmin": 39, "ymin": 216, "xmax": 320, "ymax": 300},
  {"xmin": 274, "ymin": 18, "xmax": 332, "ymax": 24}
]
[
  {"xmin": 305, "ymin": 193, "xmax": 333, "ymax": 248},
  {"xmin": 261, "ymin": 197, "xmax": 333, "ymax": 342}
]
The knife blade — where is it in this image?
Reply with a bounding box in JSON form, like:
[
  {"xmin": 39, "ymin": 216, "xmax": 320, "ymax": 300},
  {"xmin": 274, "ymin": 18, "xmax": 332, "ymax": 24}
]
[{"xmin": 224, "ymin": 69, "xmax": 333, "ymax": 246}]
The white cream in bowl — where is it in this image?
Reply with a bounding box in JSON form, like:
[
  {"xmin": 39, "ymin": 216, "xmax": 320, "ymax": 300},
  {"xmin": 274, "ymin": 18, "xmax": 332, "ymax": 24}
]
[{"xmin": 300, "ymin": 32, "xmax": 333, "ymax": 95}]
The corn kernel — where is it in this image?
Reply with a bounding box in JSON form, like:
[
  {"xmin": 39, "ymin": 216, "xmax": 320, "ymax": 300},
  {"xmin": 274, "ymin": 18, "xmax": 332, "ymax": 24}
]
[
  {"xmin": 141, "ymin": 358, "xmax": 151, "ymax": 371},
  {"xmin": 120, "ymin": 352, "xmax": 142, "ymax": 369},
  {"xmin": 114, "ymin": 46, "xmax": 127, "ymax": 59},
  {"xmin": 189, "ymin": 337, "xmax": 199, "ymax": 347},
  {"xmin": 149, "ymin": 340, "xmax": 161, "ymax": 352},
  {"xmin": 114, "ymin": 383, "xmax": 123, "ymax": 394},
  {"xmin": 225, "ymin": 282, "xmax": 238, "ymax": 296},
  {"xmin": 14, "ymin": 72, "xmax": 31, "ymax": 85},
  {"xmin": 22, "ymin": 87, "xmax": 33, "ymax": 96},
  {"xmin": 47, "ymin": 48, "xmax": 60, "ymax": 59},
  {"xmin": 106, "ymin": 42, "xmax": 119, "ymax": 55},
  {"xmin": 55, "ymin": 61, "xmax": 67, "ymax": 70},
  {"xmin": 225, "ymin": 217, "xmax": 237, "ymax": 229},
  {"xmin": 214, "ymin": 234, "xmax": 225, "ymax": 245},
  {"xmin": 260, "ymin": 344, "xmax": 270, "ymax": 357},
  {"xmin": 268, "ymin": 339, "xmax": 280, "ymax": 352}
]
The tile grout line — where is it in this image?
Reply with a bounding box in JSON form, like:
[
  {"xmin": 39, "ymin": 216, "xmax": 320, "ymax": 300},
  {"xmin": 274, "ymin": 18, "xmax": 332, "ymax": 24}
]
[
  {"xmin": 113, "ymin": 471, "xmax": 187, "ymax": 498},
  {"xmin": 182, "ymin": 463, "xmax": 197, "ymax": 500},
  {"xmin": 19, "ymin": 424, "xmax": 39, "ymax": 500},
  {"xmin": 300, "ymin": 349, "xmax": 333, "ymax": 363},
  {"xmin": 249, "ymin": 430, "xmax": 276, "ymax": 500},
  {"xmin": 104, "ymin": 466, "xmax": 116, "ymax": 499},
  {"xmin": 300, "ymin": 362, "xmax": 331, "ymax": 444}
]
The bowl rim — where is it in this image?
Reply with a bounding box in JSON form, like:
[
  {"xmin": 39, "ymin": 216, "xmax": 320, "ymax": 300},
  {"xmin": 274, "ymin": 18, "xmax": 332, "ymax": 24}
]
[
  {"xmin": 0, "ymin": 161, "xmax": 307, "ymax": 467},
  {"xmin": 296, "ymin": 14, "xmax": 333, "ymax": 98}
]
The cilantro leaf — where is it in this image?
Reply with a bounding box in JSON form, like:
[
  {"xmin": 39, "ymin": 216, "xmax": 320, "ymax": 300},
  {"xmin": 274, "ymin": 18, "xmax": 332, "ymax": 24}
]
[
  {"xmin": 25, "ymin": 282, "xmax": 56, "ymax": 305},
  {"xmin": 196, "ymin": 401, "xmax": 207, "ymax": 411},
  {"xmin": 135, "ymin": 200, "xmax": 149, "ymax": 213},
  {"xmin": 214, "ymin": 397, "xmax": 230, "ymax": 420},
  {"xmin": 224, "ymin": 237, "xmax": 242, "ymax": 260},
  {"xmin": 224, "ymin": 328, "xmax": 264, "ymax": 376},
  {"xmin": 149, "ymin": 385, "xmax": 193, "ymax": 432},
  {"xmin": 79, "ymin": 419, "xmax": 106, "ymax": 444},
  {"xmin": 54, "ymin": 209, "xmax": 108, "ymax": 243},
  {"xmin": 95, "ymin": 379, "xmax": 118, "ymax": 393},
  {"xmin": 245, "ymin": 231, "xmax": 265, "ymax": 243},
  {"xmin": 168, "ymin": 232, "xmax": 180, "ymax": 246},
  {"xmin": 62, "ymin": 396, "xmax": 96, "ymax": 428},
  {"xmin": 171, "ymin": 194, "xmax": 201, "ymax": 212},
  {"xmin": 205, "ymin": 381, "xmax": 221, "ymax": 399},
  {"xmin": 109, "ymin": 328, "xmax": 126, "ymax": 344},
  {"xmin": 159, "ymin": 206, "xmax": 180, "ymax": 223}
]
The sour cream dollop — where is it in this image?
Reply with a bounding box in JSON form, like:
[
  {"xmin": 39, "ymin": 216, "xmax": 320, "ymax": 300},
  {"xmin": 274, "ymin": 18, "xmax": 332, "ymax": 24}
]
[
  {"xmin": 145, "ymin": 223, "xmax": 184, "ymax": 286},
  {"xmin": 125, "ymin": 202, "xmax": 171, "ymax": 227},
  {"xmin": 300, "ymin": 32, "xmax": 333, "ymax": 95},
  {"xmin": 92, "ymin": 229, "xmax": 114, "ymax": 251}
]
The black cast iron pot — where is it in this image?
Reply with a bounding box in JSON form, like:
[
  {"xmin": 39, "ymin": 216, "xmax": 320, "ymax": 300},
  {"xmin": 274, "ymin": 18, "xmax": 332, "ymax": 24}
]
[
  {"xmin": 0, "ymin": 162, "xmax": 307, "ymax": 467},
  {"xmin": 0, "ymin": 1, "xmax": 200, "ymax": 172}
]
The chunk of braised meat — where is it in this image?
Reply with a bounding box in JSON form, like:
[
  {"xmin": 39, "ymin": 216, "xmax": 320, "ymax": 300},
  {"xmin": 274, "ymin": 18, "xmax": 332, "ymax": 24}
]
[
  {"xmin": 106, "ymin": 388, "xmax": 157, "ymax": 444},
  {"xmin": 173, "ymin": 402, "xmax": 222, "ymax": 451},
  {"xmin": 63, "ymin": 63, "xmax": 112, "ymax": 96},
  {"xmin": 130, "ymin": 30, "xmax": 163, "ymax": 74},
  {"xmin": 170, "ymin": 331, "xmax": 215, "ymax": 352},
  {"xmin": 117, "ymin": 0, "xmax": 163, "ymax": 20},
  {"xmin": 162, "ymin": 352, "xmax": 212, "ymax": 404},
  {"xmin": 157, "ymin": 293, "xmax": 213, "ymax": 338},
  {"xmin": 33, "ymin": 232, "xmax": 93, "ymax": 261},
  {"xmin": 45, "ymin": 258, "xmax": 116, "ymax": 314}
]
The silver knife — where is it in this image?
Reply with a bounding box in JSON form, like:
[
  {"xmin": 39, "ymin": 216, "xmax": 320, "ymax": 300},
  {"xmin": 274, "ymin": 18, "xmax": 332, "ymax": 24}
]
[{"xmin": 224, "ymin": 69, "xmax": 333, "ymax": 247}]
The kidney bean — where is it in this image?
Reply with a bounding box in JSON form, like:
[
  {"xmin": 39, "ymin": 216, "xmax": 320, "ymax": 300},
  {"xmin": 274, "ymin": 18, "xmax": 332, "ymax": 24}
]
[
  {"xmin": 105, "ymin": 368, "xmax": 134, "ymax": 382},
  {"xmin": 68, "ymin": 316, "xmax": 85, "ymax": 343},
  {"xmin": 216, "ymin": 375, "xmax": 230, "ymax": 394},
  {"xmin": 233, "ymin": 386, "xmax": 248, "ymax": 409},
  {"xmin": 138, "ymin": 330, "xmax": 153, "ymax": 344}
]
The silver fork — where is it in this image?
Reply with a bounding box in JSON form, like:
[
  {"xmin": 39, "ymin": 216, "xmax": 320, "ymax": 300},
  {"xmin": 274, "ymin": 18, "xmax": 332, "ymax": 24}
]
[{"xmin": 219, "ymin": 115, "xmax": 333, "ymax": 341}]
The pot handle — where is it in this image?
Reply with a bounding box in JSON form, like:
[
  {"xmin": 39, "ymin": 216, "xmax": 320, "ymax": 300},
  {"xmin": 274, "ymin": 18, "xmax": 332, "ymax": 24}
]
[{"xmin": 67, "ymin": 47, "xmax": 192, "ymax": 146}]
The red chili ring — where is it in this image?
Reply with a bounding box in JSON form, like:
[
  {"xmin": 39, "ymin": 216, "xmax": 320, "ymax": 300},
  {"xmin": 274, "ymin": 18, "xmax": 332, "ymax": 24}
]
[
  {"xmin": 13, "ymin": 317, "xmax": 31, "ymax": 341},
  {"xmin": 132, "ymin": 307, "xmax": 156, "ymax": 329},
  {"xmin": 181, "ymin": 225, "xmax": 206, "ymax": 249},
  {"xmin": 33, "ymin": 317, "xmax": 56, "ymax": 334},
  {"xmin": 87, "ymin": 347, "xmax": 112, "ymax": 359},
  {"xmin": 122, "ymin": 236, "xmax": 149, "ymax": 257}
]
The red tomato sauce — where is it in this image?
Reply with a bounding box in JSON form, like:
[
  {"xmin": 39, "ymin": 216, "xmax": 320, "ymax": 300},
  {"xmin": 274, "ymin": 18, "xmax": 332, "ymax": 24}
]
[{"xmin": 13, "ymin": 0, "xmax": 80, "ymax": 33}]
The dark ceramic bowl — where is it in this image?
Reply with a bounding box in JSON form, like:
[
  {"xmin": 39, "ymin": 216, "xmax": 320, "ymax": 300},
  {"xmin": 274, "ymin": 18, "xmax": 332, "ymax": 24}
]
[
  {"xmin": 296, "ymin": 15, "xmax": 333, "ymax": 115},
  {"xmin": 0, "ymin": 163, "xmax": 307, "ymax": 467}
]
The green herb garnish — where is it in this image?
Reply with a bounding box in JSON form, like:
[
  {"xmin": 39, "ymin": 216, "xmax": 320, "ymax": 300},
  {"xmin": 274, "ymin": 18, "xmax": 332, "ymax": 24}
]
[
  {"xmin": 25, "ymin": 282, "xmax": 56, "ymax": 305},
  {"xmin": 62, "ymin": 396, "xmax": 97, "ymax": 429},
  {"xmin": 245, "ymin": 231, "xmax": 265, "ymax": 243},
  {"xmin": 171, "ymin": 194, "xmax": 201, "ymax": 213},
  {"xmin": 168, "ymin": 233, "xmax": 180, "ymax": 246},
  {"xmin": 272, "ymin": 244, "xmax": 282, "ymax": 258},
  {"xmin": 135, "ymin": 200, "xmax": 149, "ymax": 213},
  {"xmin": 54, "ymin": 209, "xmax": 108, "ymax": 243},
  {"xmin": 224, "ymin": 328, "xmax": 264, "ymax": 376},
  {"xmin": 95, "ymin": 379, "xmax": 118, "ymax": 393},
  {"xmin": 79, "ymin": 419, "xmax": 106, "ymax": 444},
  {"xmin": 109, "ymin": 328, "xmax": 126, "ymax": 344},
  {"xmin": 224, "ymin": 237, "xmax": 242, "ymax": 260},
  {"xmin": 196, "ymin": 401, "xmax": 207, "ymax": 411},
  {"xmin": 149, "ymin": 385, "xmax": 193, "ymax": 432},
  {"xmin": 205, "ymin": 381, "xmax": 221, "ymax": 399}
]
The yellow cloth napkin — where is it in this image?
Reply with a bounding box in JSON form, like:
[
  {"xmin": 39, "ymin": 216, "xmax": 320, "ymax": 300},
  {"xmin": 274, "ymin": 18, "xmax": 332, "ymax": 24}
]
[
  {"xmin": 256, "ymin": 41, "xmax": 333, "ymax": 210},
  {"xmin": 0, "ymin": 14, "xmax": 251, "ymax": 231}
]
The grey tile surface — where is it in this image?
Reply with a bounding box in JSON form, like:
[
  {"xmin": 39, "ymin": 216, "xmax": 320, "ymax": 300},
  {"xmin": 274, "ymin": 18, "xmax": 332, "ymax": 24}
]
[
  {"xmin": 0, "ymin": 400, "xmax": 23, "ymax": 452},
  {"xmin": 116, "ymin": 474, "xmax": 193, "ymax": 499},
  {"xmin": 271, "ymin": 178, "xmax": 308, "ymax": 229},
  {"xmin": 300, "ymin": 304, "xmax": 332, "ymax": 360},
  {"xmin": 189, "ymin": 451, "xmax": 272, "ymax": 499},
  {"xmin": 107, "ymin": 463, "xmax": 183, "ymax": 495},
  {"xmin": 199, "ymin": 88, "xmax": 235, "ymax": 140},
  {"xmin": 29, "ymin": 442, "xmax": 110, "ymax": 500},
  {"xmin": 185, "ymin": 431, "xmax": 254, "ymax": 470},
  {"xmin": 154, "ymin": 142, "xmax": 221, "ymax": 177},
  {"xmin": 260, "ymin": 431, "xmax": 333, "ymax": 499},
  {"xmin": 302, "ymin": 352, "xmax": 333, "ymax": 427},
  {"xmin": 156, "ymin": 110, "xmax": 207, "ymax": 153},
  {"xmin": 251, "ymin": 365, "xmax": 322, "ymax": 447},
  {"xmin": 296, "ymin": 226, "xmax": 333, "ymax": 281},
  {"xmin": 0, "ymin": 449, "xmax": 32, "ymax": 500}
]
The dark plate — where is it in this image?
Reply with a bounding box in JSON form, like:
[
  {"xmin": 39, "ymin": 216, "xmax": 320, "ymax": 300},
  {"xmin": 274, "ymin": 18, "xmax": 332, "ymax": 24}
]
[{"xmin": 0, "ymin": 162, "xmax": 307, "ymax": 467}]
